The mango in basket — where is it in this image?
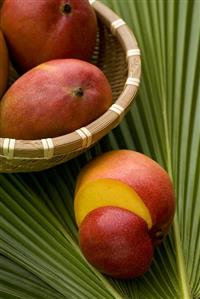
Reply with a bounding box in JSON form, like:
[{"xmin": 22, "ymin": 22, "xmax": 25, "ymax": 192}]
[
  {"xmin": 1, "ymin": 0, "xmax": 97, "ymax": 73},
  {"xmin": 0, "ymin": 30, "xmax": 9, "ymax": 99},
  {"xmin": 0, "ymin": 59, "xmax": 112, "ymax": 140},
  {"xmin": 74, "ymin": 150, "xmax": 175, "ymax": 279}
]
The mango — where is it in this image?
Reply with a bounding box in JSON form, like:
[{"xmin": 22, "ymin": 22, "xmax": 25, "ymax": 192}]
[
  {"xmin": 0, "ymin": 59, "xmax": 112, "ymax": 140},
  {"xmin": 1, "ymin": 0, "xmax": 97, "ymax": 73},
  {"xmin": 75, "ymin": 150, "xmax": 175, "ymax": 279}
]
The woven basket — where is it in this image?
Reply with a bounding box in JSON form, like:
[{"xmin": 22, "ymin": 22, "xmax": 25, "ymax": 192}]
[{"xmin": 0, "ymin": 0, "xmax": 141, "ymax": 173}]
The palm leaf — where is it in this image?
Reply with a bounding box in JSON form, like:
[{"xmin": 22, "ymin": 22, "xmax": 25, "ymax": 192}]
[{"xmin": 0, "ymin": 0, "xmax": 200, "ymax": 298}]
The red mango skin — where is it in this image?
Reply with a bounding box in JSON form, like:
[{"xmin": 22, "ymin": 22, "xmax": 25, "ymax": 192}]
[
  {"xmin": 76, "ymin": 150, "xmax": 176, "ymax": 244},
  {"xmin": 79, "ymin": 206, "xmax": 154, "ymax": 280},
  {"xmin": 0, "ymin": 59, "xmax": 112, "ymax": 140},
  {"xmin": 0, "ymin": 30, "xmax": 9, "ymax": 98},
  {"xmin": 1, "ymin": 0, "xmax": 97, "ymax": 73}
]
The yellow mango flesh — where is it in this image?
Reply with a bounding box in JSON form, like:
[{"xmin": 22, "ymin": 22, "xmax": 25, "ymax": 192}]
[{"xmin": 74, "ymin": 178, "xmax": 152, "ymax": 229}]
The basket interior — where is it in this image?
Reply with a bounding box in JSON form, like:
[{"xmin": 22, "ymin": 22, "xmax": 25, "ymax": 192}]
[{"xmin": 91, "ymin": 20, "xmax": 127, "ymax": 102}]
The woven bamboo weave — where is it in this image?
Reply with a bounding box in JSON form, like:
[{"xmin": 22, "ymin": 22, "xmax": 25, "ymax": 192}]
[{"xmin": 0, "ymin": 0, "xmax": 141, "ymax": 172}]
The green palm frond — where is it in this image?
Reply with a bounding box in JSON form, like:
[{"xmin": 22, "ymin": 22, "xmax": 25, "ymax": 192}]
[{"xmin": 1, "ymin": 0, "xmax": 200, "ymax": 298}]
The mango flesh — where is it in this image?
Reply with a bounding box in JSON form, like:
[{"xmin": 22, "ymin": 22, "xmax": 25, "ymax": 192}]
[
  {"xmin": 79, "ymin": 206, "xmax": 154, "ymax": 279},
  {"xmin": 0, "ymin": 30, "xmax": 9, "ymax": 98},
  {"xmin": 0, "ymin": 59, "xmax": 112, "ymax": 140},
  {"xmin": 1, "ymin": 0, "xmax": 97, "ymax": 73},
  {"xmin": 75, "ymin": 178, "xmax": 152, "ymax": 229},
  {"xmin": 75, "ymin": 150, "xmax": 175, "ymax": 243}
]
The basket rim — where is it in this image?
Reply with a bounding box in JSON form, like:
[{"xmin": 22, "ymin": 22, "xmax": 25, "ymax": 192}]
[{"xmin": 0, "ymin": 0, "xmax": 141, "ymax": 161}]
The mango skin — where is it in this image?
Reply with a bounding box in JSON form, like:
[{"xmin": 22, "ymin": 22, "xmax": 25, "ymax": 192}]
[
  {"xmin": 75, "ymin": 150, "xmax": 175, "ymax": 243},
  {"xmin": 0, "ymin": 59, "xmax": 112, "ymax": 140},
  {"xmin": 0, "ymin": 30, "xmax": 9, "ymax": 98},
  {"xmin": 79, "ymin": 206, "xmax": 154, "ymax": 280},
  {"xmin": 1, "ymin": 0, "xmax": 97, "ymax": 73}
]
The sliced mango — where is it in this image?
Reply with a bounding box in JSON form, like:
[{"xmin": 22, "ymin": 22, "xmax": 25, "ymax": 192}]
[{"xmin": 74, "ymin": 178, "xmax": 152, "ymax": 229}]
